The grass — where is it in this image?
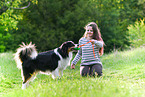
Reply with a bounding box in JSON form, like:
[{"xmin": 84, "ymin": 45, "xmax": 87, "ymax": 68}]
[{"xmin": 0, "ymin": 47, "xmax": 145, "ymax": 97}]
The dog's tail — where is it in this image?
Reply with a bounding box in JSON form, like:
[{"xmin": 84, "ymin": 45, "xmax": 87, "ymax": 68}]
[{"xmin": 14, "ymin": 42, "xmax": 38, "ymax": 69}]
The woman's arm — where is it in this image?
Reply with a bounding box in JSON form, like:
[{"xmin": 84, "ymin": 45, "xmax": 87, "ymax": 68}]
[
  {"xmin": 71, "ymin": 47, "xmax": 82, "ymax": 64},
  {"xmin": 91, "ymin": 39, "xmax": 103, "ymax": 48},
  {"xmin": 71, "ymin": 39, "xmax": 83, "ymax": 69}
]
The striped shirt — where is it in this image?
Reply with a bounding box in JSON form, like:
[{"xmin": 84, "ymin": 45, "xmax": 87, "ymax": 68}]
[{"xmin": 72, "ymin": 37, "xmax": 103, "ymax": 66}]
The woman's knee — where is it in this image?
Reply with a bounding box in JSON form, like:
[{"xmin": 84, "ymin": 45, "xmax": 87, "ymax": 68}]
[
  {"xmin": 80, "ymin": 66, "xmax": 90, "ymax": 77},
  {"xmin": 91, "ymin": 64, "xmax": 103, "ymax": 77}
]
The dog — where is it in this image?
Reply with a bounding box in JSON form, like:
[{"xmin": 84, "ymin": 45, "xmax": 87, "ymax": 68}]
[{"xmin": 14, "ymin": 41, "xmax": 77, "ymax": 89}]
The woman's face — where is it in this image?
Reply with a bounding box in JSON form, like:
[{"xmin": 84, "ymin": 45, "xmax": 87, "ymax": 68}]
[{"xmin": 86, "ymin": 26, "xmax": 93, "ymax": 37}]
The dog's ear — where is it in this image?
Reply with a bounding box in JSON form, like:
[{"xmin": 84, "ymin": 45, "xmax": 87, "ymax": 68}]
[
  {"xmin": 59, "ymin": 43, "xmax": 68, "ymax": 58},
  {"xmin": 62, "ymin": 44, "xmax": 68, "ymax": 53}
]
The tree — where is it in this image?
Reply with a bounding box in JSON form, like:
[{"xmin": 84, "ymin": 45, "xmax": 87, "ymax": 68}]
[
  {"xmin": 0, "ymin": 0, "xmax": 37, "ymax": 52},
  {"xmin": 0, "ymin": 0, "xmax": 21, "ymax": 52},
  {"xmin": 2, "ymin": 0, "xmax": 145, "ymax": 53},
  {"xmin": 92, "ymin": 0, "xmax": 144, "ymax": 52},
  {"xmin": 12, "ymin": 0, "xmax": 97, "ymax": 51}
]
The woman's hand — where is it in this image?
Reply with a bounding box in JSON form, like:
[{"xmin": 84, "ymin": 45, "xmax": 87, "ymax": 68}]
[
  {"xmin": 71, "ymin": 64, "xmax": 75, "ymax": 69},
  {"xmin": 90, "ymin": 39, "xmax": 96, "ymax": 44}
]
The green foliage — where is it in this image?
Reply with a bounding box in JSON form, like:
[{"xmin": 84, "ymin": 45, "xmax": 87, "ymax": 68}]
[
  {"xmin": 0, "ymin": 0, "xmax": 38, "ymax": 52},
  {"xmin": 12, "ymin": 0, "xmax": 96, "ymax": 51},
  {"xmin": 1, "ymin": 48, "xmax": 145, "ymax": 96},
  {"xmin": 0, "ymin": 0, "xmax": 145, "ymax": 52},
  {"xmin": 94, "ymin": 0, "xmax": 144, "ymax": 52},
  {"xmin": 0, "ymin": 0, "xmax": 24, "ymax": 52},
  {"xmin": 12, "ymin": 0, "xmax": 144, "ymax": 52},
  {"xmin": 127, "ymin": 18, "xmax": 145, "ymax": 47}
]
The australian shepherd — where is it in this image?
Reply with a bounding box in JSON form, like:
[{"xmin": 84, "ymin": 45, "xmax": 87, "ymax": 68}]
[{"xmin": 14, "ymin": 41, "xmax": 77, "ymax": 89}]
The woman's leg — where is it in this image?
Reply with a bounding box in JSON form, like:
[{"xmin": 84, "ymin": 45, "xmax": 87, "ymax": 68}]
[
  {"xmin": 90, "ymin": 64, "xmax": 102, "ymax": 77},
  {"xmin": 80, "ymin": 65, "xmax": 90, "ymax": 77}
]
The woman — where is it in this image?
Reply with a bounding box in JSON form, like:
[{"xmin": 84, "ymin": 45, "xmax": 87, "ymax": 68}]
[{"xmin": 71, "ymin": 22, "xmax": 105, "ymax": 77}]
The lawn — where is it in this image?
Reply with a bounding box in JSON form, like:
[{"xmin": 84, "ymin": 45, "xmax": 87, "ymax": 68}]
[{"xmin": 0, "ymin": 47, "xmax": 145, "ymax": 97}]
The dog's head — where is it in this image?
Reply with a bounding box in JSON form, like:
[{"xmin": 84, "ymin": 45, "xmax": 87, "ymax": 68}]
[
  {"xmin": 60, "ymin": 41, "xmax": 77, "ymax": 52},
  {"xmin": 59, "ymin": 41, "xmax": 77, "ymax": 58}
]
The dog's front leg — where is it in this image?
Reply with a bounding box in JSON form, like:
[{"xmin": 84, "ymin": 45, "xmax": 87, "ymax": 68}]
[
  {"xmin": 22, "ymin": 81, "xmax": 28, "ymax": 89},
  {"xmin": 51, "ymin": 68, "xmax": 59, "ymax": 79},
  {"xmin": 60, "ymin": 70, "xmax": 63, "ymax": 77}
]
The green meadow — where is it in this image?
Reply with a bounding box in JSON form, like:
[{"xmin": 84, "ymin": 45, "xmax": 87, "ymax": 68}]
[{"xmin": 0, "ymin": 47, "xmax": 145, "ymax": 97}]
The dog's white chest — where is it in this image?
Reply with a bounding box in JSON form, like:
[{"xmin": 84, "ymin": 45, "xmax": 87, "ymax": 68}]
[{"xmin": 58, "ymin": 52, "xmax": 72, "ymax": 70}]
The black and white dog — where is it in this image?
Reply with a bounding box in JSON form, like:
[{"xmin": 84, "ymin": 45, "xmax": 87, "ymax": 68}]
[{"xmin": 14, "ymin": 41, "xmax": 77, "ymax": 89}]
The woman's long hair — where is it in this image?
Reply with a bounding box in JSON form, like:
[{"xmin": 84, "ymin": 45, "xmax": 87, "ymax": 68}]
[{"xmin": 83, "ymin": 22, "xmax": 105, "ymax": 56}]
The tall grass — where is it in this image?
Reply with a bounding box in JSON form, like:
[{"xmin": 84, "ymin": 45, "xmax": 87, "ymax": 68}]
[{"xmin": 0, "ymin": 48, "xmax": 145, "ymax": 97}]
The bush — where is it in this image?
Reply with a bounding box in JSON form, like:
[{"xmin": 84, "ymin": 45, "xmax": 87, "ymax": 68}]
[{"xmin": 127, "ymin": 18, "xmax": 145, "ymax": 47}]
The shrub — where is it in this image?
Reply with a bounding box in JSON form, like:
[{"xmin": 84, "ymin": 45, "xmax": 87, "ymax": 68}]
[{"xmin": 127, "ymin": 18, "xmax": 145, "ymax": 48}]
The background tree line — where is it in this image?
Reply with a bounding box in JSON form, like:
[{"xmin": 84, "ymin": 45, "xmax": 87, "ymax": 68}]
[{"xmin": 0, "ymin": 0, "xmax": 145, "ymax": 53}]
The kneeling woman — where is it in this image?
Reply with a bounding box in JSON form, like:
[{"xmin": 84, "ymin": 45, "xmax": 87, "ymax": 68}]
[{"xmin": 71, "ymin": 22, "xmax": 105, "ymax": 77}]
